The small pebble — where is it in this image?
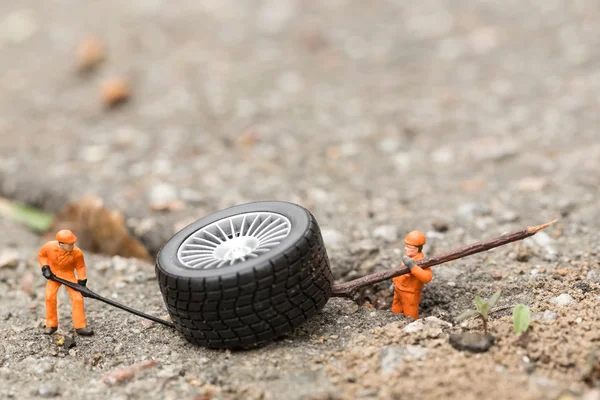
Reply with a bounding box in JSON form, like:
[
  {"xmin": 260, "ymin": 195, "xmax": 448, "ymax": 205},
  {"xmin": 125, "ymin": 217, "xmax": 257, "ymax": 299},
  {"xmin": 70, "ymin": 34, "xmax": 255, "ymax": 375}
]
[
  {"xmin": 587, "ymin": 269, "xmax": 599, "ymax": 283},
  {"xmin": 54, "ymin": 335, "xmax": 76, "ymax": 349},
  {"xmin": 573, "ymin": 281, "xmax": 592, "ymax": 293},
  {"xmin": 432, "ymin": 219, "xmax": 449, "ymax": 233},
  {"xmin": 499, "ymin": 210, "xmax": 520, "ymax": 223},
  {"xmin": 0, "ymin": 249, "xmax": 20, "ymax": 269},
  {"xmin": 76, "ymin": 35, "xmax": 105, "ymax": 72},
  {"xmin": 558, "ymin": 199, "xmax": 577, "ymax": 217},
  {"xmin": 372, "ymin": 225, "xmax": 398, "ymax": 242},
  {"xmin": 403, "ymin": 345, "xmax": 429, "ymax": 361},
  {"xmin": 380, "ymin": 346, "xmax": 404, "ymax": 374},
  {"xmin": 526, "ymin": 232, "xmax": 558, "ymax": 262},
  {"xmin": 32, "ymin": 362, "xmax": 54, "ymax": 375},
  {"xmin": 38, "ymin": 384, "xmax": 60, "ymax": 398},
  {"xmin": 517, "ymin": 177, "xmax": 549, "ymax": 192},
  {"xmin": 449, "ymin": 333, "xmax": 494, "ymax": 353},
  {"xmin": 1, "ymin": 9, "xmax": 38, "ymax": 43},
  {"xmin": 457, "ymin": 203, "xmax": 490, "ymax": 221},
  {"xmin": 550, "ymin": 293, "xmax": 577, "ymax": 306},
  {"xmin": 377, "ymin": 137, "xmax": 403, "ymax": 154},
  {"xmin": 404, "ymin": 316, "xmax": 451, "ymax": 334},
  {"xmin": 321, "ymin": 228, "xmax": 344, "ymax": 249},
  {"xmin": 516, "ymin": 245, "xmax": 534, "ymax": 262},
  {"xmin": 157, "ymin": 366, "xmax": 183, "ymax": 379},
  {"xmin": 80, "ymin": 145, "xmax": 109, "ymax": 162},
  {"xmin": 180, "ymin": 189, "xmax": 204, "ymax": 204},
  {"xmin": 536, "ymin": 310, "xmax": 559, "ymax": 321},
  {"xmin": 431, "ymin": 146, "xmax": 454, "ymax": 165},
  {"xmin": 101, "ymin": 77, "xmax": 130, "ymax": 107},
  {"xmin": 149, "ymin": 183, "xmax": 178, "ymax": 209}
]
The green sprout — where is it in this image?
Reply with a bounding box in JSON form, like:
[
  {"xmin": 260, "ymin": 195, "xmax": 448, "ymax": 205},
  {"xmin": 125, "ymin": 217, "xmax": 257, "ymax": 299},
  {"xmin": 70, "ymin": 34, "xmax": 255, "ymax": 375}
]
[
  {"xmin": 455, "ymin": 290, "xmax": 501, "ymax": 334},
  {"xmin": 0, "ymin": 197, "xmax": 53, "ymax": 232},
  {"xmin": 512, "ymin": 304, "xmax": 531, "ymax": 335}
]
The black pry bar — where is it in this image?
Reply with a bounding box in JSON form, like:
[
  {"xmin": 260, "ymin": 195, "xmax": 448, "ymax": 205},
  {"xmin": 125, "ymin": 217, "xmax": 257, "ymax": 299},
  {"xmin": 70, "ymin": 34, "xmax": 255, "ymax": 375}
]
[{"xmin": 49, "ymin": 275, "xmax": 176, "ymax": 329}]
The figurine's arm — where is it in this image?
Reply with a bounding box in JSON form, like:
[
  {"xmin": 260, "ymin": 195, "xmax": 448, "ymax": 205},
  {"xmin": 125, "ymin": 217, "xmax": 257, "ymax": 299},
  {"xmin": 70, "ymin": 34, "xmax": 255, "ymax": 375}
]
[
  {"xmin": 38, "ymin": 245, "xmax": 53, "ymax": 279},
  {"xmin": 402, "ymin": 256, "xmax": 433, "ymax": 284},
  {"xmin": 410, "ymin": 266, "xmax": 433, "ymax": 284},
  {"xmin": 75, "ymin": 250, "xmax": 87, "ymax": 283},
  {"xmin": 38, "ymin": 246, "xmax": 49, "ymax": 268}
]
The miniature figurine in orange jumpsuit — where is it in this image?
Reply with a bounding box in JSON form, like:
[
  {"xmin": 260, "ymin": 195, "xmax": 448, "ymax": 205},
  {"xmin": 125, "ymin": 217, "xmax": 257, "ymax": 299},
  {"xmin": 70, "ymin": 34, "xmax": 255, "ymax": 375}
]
[
  {"xmin": 38, "ymin": 230, "xmax": 94, "ymax": 336},
  {"xmin": 392, "ymin": 230, "xmax": 432, "ymax": 319}
]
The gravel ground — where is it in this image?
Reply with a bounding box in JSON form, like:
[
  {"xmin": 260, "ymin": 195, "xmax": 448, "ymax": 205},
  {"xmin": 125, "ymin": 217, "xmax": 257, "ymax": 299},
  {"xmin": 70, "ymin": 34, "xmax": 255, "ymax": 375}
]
[{"xmin": 1, "ymin": 0, "xmax": 600, "ymax": 399}]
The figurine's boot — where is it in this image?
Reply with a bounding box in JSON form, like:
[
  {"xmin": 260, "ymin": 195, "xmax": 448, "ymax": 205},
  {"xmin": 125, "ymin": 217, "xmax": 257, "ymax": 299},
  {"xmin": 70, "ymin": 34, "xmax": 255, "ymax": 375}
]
[
  {"xmin": 75, "ymin": 327, "xmax": 94, "ymax": 336},
  {"xmin": 43, "ymin": 326, "xmax": 58, "ymax": 335}
]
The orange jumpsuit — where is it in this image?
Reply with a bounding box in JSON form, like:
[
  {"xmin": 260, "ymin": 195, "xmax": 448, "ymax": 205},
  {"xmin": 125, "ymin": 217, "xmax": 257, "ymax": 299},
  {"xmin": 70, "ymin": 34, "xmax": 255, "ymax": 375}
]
[
  {"xmin": 38, "ymin": 241, "xmax": 87, "ymax": 329},
  {"xmin": 392, "ymin": 252, "xmax": 432, "ymax": 319}
]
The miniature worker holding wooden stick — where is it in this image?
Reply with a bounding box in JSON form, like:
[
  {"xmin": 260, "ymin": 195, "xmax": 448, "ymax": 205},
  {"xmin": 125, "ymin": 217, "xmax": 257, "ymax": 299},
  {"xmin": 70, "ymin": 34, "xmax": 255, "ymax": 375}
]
[{"xmin": 391, "ymin": 231, "xmax": 432, "ymax": 319}]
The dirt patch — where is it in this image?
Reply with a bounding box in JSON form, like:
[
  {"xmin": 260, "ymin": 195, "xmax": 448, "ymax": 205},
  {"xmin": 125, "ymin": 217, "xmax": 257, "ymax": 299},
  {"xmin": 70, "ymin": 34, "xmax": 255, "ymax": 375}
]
[{"xmin": 2, "ymin": 0, "xmax": 600, "ymax": 398}]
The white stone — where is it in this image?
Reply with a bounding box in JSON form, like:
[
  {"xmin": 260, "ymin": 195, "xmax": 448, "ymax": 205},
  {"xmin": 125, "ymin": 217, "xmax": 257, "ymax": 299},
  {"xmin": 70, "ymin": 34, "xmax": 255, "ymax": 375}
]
[
  {"xmin": 457, "ymin": 203, "xmax": 490, "ymax": 220},
  {"xmin": 380, "ymin": 345, "xmax": 428, "ymax": 374},
  {"xmin": 539, "ymin": 310, "xmax": 558, "ymax": 321},
  {"xmin": 403, "ymin": 320, "xmax": 425, "ymax": 334},
  {"xmin": 372, "ymin": 225, "xmax": 398, "ymax": 242},
  {"xmin": 550, "ymin": 293, "xmax": 576, "ymax": 306},
  {"xmin": 377, "ymin": 137, "xmax": 403, "ymax": 154},
  {"xmin": 1, "ymin": 9, "xmax": 38, "ymax": 43},
  {"xmin": 256, "ymin": 0, "xmax": 296, "ymax": 34},
  {"xmin": 320, "ymin": 229, "xmax": 344, "ymax": 249},
  {"xmin": 180, "ymin": 188, "xmax": 203, "ymax": 204},
  {"xmin": 380, "ymin": 346, "xmax": 404, "ymax": 374},
  {"xmin": 80, "ymin": 145, "xmax": 109, "ymax": 163},
  {"xmin": 403, "ymin": 317, "xmax": 451, "ymax": 334},
  {"xmin": 278, "ymin": 72, "xmax": 303, "ymax": 94},
  {"xmin": 529, "ymin": 231, "xmax": 558, "ymax": 261},
  {"xmin": 149, "ymin": 183, "xmax": 178, "ymax": 206},
  {"xmin": 432, "ymin": 146, "xmax": 454, "ymax": 165},
  {"xmin": 38, "ymin": 383, "xmax": 59, "ymax": 398},
  {"xmin": 0, "ymin": 249, "xmax": 20, "ymax": 269},
  {"xmin": 403, "ymin": 345, "xmax": 429, "ymax": 361},
  {"xmin": 423, "ymin": 316, "xmax": 453, "ymax": 327}
]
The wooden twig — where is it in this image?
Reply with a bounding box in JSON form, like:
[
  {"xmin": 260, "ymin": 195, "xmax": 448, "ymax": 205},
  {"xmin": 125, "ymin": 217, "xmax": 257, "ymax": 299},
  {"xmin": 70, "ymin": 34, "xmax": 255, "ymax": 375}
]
[
  {"xmin": 331, "ymin": 220, "xmax": 558, "ymax": 298},
  {"xmin": 488, "ymin": 304, "xmax": 513, "ymax": 315}
]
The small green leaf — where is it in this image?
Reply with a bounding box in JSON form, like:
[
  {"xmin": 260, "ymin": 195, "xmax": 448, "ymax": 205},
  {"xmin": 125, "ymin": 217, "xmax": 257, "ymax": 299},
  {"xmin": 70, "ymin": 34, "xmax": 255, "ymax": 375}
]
[
  {"xmin": 11, "ymin": 202, "xmax": 53, "ymax": 232},
  {"xmin": 455, "ymin": 309, "xmax": 480, "ymax": 322},
  {"xmin": 513, "ymin": 304, "xmax": 531, "ymax": 334},
  {"xmin": 488, "ymin": 290, "xmax": 502, "ymax": 308},
  {"xmin": 474, "ymin": 296, "xmax": 484, "ymax": 313}
]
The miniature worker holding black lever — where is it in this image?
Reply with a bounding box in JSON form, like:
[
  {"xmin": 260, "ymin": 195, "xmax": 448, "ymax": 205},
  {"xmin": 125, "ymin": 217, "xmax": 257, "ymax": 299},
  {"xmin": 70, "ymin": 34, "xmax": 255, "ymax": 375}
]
[{"xmin": 38, "ymin": 229, "xmax": 94, "ymax": 336}]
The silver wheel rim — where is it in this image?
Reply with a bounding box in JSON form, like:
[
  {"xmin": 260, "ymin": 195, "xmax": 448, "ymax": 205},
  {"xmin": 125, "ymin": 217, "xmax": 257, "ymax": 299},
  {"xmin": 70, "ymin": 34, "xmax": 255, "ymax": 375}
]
[{"xmin": 177, "ymin": 212, "xmax": 292, "ymax": 269}]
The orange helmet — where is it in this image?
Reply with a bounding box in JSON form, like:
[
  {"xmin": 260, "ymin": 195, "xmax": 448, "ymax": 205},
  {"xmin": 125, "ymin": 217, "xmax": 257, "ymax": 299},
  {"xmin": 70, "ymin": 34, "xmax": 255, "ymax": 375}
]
[
  {"xmin": 56, "ymin": 229, "xmax": 77, "ymax": 244},
  {"xmin": 404, "ymin": 230, "xmax": 426, "ymax": 247}
]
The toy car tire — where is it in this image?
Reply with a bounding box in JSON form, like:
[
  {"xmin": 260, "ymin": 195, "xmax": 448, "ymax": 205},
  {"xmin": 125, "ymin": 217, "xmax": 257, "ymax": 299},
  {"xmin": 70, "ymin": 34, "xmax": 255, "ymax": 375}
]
[{"xmin": 155, "ymin": 201, "xmax": 333, "ymax": 349}]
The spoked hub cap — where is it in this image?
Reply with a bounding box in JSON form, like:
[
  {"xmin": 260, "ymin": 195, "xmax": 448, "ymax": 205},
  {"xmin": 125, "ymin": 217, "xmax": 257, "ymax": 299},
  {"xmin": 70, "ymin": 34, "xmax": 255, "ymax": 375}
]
[{"xmin": 177, "ymin": 212, "xmax": 292, "ymax": 269}]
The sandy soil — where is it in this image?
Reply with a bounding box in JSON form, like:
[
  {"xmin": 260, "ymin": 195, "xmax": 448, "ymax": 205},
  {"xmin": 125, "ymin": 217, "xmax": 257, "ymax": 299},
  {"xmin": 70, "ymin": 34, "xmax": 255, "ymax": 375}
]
[{"xmin": 1, "ymin": 0, "xmax": 599, "ymax": 399}]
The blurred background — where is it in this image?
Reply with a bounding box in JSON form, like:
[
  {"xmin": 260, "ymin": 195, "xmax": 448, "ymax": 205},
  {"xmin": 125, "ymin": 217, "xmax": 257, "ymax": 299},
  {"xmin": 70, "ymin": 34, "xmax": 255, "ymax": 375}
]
[
  {"xmin": 1, "ymin": 1, "xmax": 600, "ymax": 399},
  {"xmin": 0, "ymin": 0, "xmax": 599, "ymax": 278}
]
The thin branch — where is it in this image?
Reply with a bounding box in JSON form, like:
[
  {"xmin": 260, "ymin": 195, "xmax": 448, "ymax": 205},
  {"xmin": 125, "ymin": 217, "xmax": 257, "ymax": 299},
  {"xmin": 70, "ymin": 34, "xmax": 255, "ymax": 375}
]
[
  {"xmin": 331, "ymin": 220, "xmax": 557, "ymax": 298},
  {"xmin": 488, "ymin": 304, "xmax": 513, "ymax": 315}
]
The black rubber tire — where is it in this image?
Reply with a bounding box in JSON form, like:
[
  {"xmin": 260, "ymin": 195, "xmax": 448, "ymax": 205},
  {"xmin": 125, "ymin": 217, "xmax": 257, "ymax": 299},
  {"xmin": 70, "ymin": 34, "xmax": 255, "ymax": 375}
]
[{"xmin": 155, "ymin": 201, "xmax": 333, "ymax": 349}]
